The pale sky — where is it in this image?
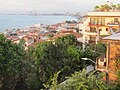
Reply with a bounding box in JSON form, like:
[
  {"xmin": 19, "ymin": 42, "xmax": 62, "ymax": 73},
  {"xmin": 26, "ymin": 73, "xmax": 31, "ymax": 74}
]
[{"xmin": 0, "ymin": 0, "xmax": 119, "ymax": 14}]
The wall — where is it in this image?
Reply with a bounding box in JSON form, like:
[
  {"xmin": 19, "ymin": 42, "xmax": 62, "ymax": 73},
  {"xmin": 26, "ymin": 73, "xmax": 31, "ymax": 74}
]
[{"xmin": 99, "ymin": 40, "xmax": 120, "ymax": 83}]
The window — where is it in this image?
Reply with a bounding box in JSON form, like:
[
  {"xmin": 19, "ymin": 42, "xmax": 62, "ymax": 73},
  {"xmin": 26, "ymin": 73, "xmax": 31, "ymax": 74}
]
[
  {"xmin": 101, "ymin": 18, "xmax": 105, "ymax": 25},
  {"xmin": 90, "ymin": 18, "xmax": 105, "ymax": 25},
  {"xmin": 79, "ymin": 29, "xmax": 82, "ymax": 31},
  {"xmin": 90, "ymin": 27, "xmax": 96, "ymax": 32},
  {"xmin": 96, "ymin": 54, "xmax": 106, "ymax": 69},
  {"xmin": 90, "ymin": 18, "xmax": 95, "ymax": 25},
  {"xmin": 99, "ymin": 29, "xmax": 102, "ymax": 31},
  {"xmin": 95, "ymin": 18, "xmax": 98, "ymax": 25},
  {"xmin": 97, "ymin": 58, "xmax": 106, "ymax": 68},
  {"xmin": 114, "ymin": 18, "xmax": 118, "ymax": 23},
  {"xmin": 98, "ymin": 18, "xmax": 102, "ymax": 25},
  {"xmin": 106, "ymin": 28, "xmax": 108, "ymax": 31}
]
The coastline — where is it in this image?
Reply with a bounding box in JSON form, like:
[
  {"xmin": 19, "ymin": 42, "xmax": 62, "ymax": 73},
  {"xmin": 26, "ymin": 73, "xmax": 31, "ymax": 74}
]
[{"xmin": 0, "ymin": 15, "xmax": 77, "ymax": 33}]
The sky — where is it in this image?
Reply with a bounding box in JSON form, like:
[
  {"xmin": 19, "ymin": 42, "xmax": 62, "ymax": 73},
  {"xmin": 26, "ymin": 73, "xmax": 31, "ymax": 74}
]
[{"xmin": 0, "ymin": 0, "xmax": 119, "ymax": 14}]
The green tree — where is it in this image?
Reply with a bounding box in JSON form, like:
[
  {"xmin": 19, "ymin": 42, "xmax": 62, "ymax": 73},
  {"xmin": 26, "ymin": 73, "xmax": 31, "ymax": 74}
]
[
  {"xmin": 33, "ymin": 34, "xmax": 87, "ymax": 89},
  {"xmin": 58, "ymin": 69, "xmax": 110, "ymax": 90},
  {"xmin": 0, "ymin": 35, "xmax": 31, "ymax": 90},
  {"xmin": 100, "ymin": 4, "xmax": 111, "ymax": 11},
  {"xmin": 82, "ymin": 43, "xmax": 106, "ymax": 62},
  {"xmin": 33, "ymin": 35, "xmax": 106, "ymax": 89},
  {"xmin": 111, "ymin": 4, "xmax": 117, "ymax": 10},
  {"xmin": 44, "ymin": 71, "xmax": 61, "ymax": 90},
  {"xmin": 94, "ymin": 5, "xmax": 100, "ymax": 11},
  {"xmin": 117, "ymin": 4, "xmax": 120, "ymax": 10}
]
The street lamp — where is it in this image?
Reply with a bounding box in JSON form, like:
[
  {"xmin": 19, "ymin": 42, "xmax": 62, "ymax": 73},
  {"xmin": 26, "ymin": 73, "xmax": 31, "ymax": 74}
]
[
  {"xmin": 82, "ymin": 58, "xmax": 96, "ymax": 73},
  {"xmin": 82, "ymin": 58, "xmax": 109, "ymax": 83},
  {"xmin": 82, "ymin": 58, "xmax": 96, "ymax": 64}
]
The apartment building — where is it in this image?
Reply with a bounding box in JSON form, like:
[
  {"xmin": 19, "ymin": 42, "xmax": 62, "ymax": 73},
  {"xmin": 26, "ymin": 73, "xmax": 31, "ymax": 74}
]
[{"xmin": 79, "ymin": 11, "xmax": 120, "ymax": 44}]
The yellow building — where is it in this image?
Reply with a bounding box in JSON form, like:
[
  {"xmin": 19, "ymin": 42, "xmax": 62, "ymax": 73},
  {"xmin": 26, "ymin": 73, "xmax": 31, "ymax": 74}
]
[{"xmin": 80, "ymin": 11, "xmax": 120, "ymax": 44}]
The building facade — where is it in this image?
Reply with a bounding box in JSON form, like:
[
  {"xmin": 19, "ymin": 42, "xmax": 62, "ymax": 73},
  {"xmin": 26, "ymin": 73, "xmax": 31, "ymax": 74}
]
[
  {"xmin": 79, "ymin": 11, "xmax": 120, "ymax": 44},
  {"xmin": 96, "ymin": 33, "xmax": 120, "ymax": 83}
]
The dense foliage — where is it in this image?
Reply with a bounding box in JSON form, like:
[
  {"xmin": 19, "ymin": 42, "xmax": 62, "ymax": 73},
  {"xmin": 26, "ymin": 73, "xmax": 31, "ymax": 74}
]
[
  {"xmin": 33, "ymin": 35, "xmax": 87, "ymax": 89},
  {"xmin": 32, "ymin": 34, "xmax": 107, "ymax": 89},
  {"xmin": 83, "ymin": 43, "xmax": 106, "ymax": 61},
  {"xmin": 0, "ymin": 35, "xmax": 23, "ymax": 89},
  {"xmin": 58, "ymin": 69, "xmax": 110, "ymax": 90},
  {"xmin": 0, "ymin": 35, "xmax": 33, "ymax": 90},
  {"xmin": 0, "ymin": 34, "xmax": 112, "ymax": 90},
  {"xmin": 94, "ymin": 3, "xmax": 120, "ymax": 11},
  {"xmin": 43, "ymin": 69, "xmax": 111, "ymax": 90}
]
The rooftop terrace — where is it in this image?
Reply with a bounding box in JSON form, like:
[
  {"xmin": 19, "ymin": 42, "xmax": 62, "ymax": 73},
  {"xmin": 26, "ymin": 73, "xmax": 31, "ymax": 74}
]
[{"xmin": 87, "ymin": 11, "xmax": 120, "ymax": 17}]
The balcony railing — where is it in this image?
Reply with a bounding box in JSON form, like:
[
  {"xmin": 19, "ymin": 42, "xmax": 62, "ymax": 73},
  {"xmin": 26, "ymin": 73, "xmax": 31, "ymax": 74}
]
[
  {"xmin": 85, "ymin": 28, "xmax": 97, "ymax": 33},
  {"xmin": 88, "ymin": 23, "xmax": 105, "ymax": 26},
  {"xmin": 107, "ymin": 22, "xmax": 119, "ymax": 26},
  {"xmin": 89, "ymin": 30, "xmax": 97, "ymax": 33},
  {"xmin": 85, "ymin": 31, "xmax": 97, "ymax": 36}
]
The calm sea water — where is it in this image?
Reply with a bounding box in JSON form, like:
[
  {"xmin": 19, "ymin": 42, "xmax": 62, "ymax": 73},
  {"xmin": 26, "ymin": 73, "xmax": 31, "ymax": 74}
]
[{"xmin": 0, "ymin": 15, "xmax": 77, "ymax": 32}]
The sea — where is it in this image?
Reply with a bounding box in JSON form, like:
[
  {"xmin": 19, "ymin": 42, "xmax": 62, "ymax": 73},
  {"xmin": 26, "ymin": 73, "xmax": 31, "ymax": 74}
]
[{"xmin": 0, "ymin": 15, "xmax": 77, "ymax": 32}]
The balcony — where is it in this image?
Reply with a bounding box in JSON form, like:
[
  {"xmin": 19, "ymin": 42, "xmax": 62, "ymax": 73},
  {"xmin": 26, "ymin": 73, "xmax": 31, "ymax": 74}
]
[
  {"xmin": 89, "ymin": 30, "xmax": 97, "ymax": 33},
  {"xmin": 88, "ymin": 23, "xmax": 98, "ymax": 26},
  {"xmin": 107, "ymin": 22, "xmax": 119, "ymax": 27},
  {"xmin": 88, "ymin": 23, "xmax": 105, "ymax": 26},
  {"xmin": 96, "ymin": 58, "xmax": 106, "ymax": 69},
  {"xmin": 85, "ymin": 31, "xmax": 97, "ymax": 36}
]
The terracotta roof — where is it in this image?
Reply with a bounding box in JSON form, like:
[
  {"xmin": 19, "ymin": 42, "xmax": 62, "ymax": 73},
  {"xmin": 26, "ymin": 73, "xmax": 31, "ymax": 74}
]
[
  {"xmin": 7, "ymin": 36, "xmax": 19, "ymax": 41},
  {"xmin": 51, "ymin": 31, "xmax": 81, "ymax": 40},
  {"xmin": 23, "ymin": 35, "xmax": 33, "ymax": 39},
  {"xmin": 60, "ymin": 29, "xmax": 75, "ymax": 33},
  {"xmin": 49, "ymin": 27, "xmax": 57, "ymax": 31},
  {"xmin": 68, "ymin": 24, "xmax": 78, "ymax": 26}
]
